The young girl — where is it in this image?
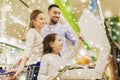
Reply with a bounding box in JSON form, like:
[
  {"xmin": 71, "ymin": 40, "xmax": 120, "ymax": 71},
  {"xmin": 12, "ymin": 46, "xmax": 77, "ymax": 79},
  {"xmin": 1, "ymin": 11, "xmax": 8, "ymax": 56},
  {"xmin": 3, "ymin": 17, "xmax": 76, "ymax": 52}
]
[
  {"xmin": 7, "ymin": 9, "xmax": 46, "ymax": 80},
  {"xmin": 37, "ymin": 33, "xmax": 81, "ymax": 80}
]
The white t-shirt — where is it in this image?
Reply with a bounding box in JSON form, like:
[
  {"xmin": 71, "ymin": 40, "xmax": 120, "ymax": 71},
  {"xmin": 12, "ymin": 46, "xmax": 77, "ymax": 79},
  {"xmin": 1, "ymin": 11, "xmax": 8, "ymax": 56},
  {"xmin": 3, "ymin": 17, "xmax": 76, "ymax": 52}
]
[
  {"xmin": 37, "ymin": 53, "xmax": 69, "ymax": 80},
  {"xmin": 37, "ymin": 49, "xmax": 80, "ymax": 80},
  {"xmin": 23, "ymin": 28, "xmax": 43, "ymax": 65}
]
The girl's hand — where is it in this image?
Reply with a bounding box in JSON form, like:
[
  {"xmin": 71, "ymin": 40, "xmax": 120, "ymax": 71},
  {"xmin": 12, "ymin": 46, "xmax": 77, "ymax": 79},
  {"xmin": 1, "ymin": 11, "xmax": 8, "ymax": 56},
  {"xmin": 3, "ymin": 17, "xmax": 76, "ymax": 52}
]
[{"xmin": 48, "ymin": 77, "xmax": 53, "ymax": 80}]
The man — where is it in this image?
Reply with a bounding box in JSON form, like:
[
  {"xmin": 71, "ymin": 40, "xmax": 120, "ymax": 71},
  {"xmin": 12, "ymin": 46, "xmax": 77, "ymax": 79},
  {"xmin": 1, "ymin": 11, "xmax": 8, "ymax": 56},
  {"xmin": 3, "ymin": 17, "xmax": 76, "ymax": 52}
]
[{"xmin": 41, "ymin": 4, "xmax": 76, "ymax": 54}]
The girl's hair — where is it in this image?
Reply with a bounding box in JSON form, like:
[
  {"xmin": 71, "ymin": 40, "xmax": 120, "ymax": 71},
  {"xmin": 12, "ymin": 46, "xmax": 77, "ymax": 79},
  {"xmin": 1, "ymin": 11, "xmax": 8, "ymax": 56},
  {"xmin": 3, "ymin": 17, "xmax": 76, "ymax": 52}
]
[
  {"xmin": 42, "ymin": 33, "xmax": 57, "ymax": 55},
  {"xmin": 29, "ymin": 9, "xmax": 43, "ymax": 29}
]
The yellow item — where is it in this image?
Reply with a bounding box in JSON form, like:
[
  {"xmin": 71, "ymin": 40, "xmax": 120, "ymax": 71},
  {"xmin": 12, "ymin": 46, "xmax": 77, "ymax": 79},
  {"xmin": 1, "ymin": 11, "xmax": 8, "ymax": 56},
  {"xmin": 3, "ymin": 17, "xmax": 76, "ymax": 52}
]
[{"xmin": 75, "ymin": 56, "xmax": 90, "ymax": 65}]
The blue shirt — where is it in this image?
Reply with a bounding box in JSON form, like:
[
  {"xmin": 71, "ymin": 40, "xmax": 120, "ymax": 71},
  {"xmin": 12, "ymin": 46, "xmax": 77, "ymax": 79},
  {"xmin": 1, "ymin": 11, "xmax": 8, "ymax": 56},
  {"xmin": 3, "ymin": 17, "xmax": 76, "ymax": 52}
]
[{"xmin": 41, "ymin": 23, "xmax": 76, "ymax": 54}]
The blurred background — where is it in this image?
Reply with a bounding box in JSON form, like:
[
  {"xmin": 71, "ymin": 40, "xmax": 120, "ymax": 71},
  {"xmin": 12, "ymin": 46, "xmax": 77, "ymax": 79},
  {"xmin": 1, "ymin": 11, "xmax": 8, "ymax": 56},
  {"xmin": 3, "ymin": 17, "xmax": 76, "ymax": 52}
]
[
  {"xmin": 0, "ymin": 0, "xmax": 120, "ymax": 41},
  {"xmin": 0, "ymin": 0, "xmax": 120, "ymax": 79}
]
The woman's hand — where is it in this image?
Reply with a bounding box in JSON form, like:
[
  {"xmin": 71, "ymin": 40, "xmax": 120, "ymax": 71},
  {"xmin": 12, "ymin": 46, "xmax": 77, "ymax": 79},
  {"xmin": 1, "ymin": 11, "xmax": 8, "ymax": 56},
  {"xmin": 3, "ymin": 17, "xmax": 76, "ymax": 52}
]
[
  {"xmin": 8, "ymin": 74, "xmax": 17, "ymax": 80},
  {"xmin": 6, "ymin": 68, "xmax": 23, "ymax": 79},
  {"xmin": 6, "ymin": 68, "xmax": 17, "ymax": 79}
]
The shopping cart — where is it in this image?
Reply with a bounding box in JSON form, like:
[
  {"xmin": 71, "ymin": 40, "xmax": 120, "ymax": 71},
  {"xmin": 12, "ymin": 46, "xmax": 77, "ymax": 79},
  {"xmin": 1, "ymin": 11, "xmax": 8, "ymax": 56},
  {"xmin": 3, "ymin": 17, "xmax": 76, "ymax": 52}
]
[
  {"xmin": 0, "ymin": 62, "xmax": 40, "ymax": 80},
  {"xmin": 26, "ymin": 62, "xmax": 40, "ymax": 80},
  {"xmin": 25, "ymin": 64, "xmax": 40, "ymax": 80}
]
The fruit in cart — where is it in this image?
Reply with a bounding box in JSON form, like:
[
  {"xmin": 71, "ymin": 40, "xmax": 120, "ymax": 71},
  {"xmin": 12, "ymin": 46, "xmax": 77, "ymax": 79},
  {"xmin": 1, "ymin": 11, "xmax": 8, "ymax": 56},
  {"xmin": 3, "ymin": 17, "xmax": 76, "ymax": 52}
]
[{"xmin": 75, "ymin": 56, "xmax": 91, "ymax": 65}]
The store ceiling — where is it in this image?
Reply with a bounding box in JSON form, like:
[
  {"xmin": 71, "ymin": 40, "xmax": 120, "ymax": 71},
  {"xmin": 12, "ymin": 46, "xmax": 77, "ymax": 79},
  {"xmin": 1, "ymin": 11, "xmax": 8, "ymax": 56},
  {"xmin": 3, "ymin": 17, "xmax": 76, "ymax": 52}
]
[{"xmin": 0, "ymin": 0, "xmax": 120, "ymax": 41}]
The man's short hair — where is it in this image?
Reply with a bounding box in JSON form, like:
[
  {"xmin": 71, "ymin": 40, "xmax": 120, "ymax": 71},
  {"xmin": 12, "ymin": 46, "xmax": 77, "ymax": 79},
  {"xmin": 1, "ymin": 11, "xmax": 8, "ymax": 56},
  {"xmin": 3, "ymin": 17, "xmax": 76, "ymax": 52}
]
[{"xmin": 48, "ymin": 4, "xmax": 60, "ymax": 11}]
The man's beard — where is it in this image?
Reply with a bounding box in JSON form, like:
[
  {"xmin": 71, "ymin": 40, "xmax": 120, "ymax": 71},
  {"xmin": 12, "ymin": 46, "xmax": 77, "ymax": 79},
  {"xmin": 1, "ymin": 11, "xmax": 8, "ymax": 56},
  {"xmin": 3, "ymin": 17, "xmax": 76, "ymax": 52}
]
[{"xmin": 50, "ymin": 18, "xmax": 59, "ymax": 25}]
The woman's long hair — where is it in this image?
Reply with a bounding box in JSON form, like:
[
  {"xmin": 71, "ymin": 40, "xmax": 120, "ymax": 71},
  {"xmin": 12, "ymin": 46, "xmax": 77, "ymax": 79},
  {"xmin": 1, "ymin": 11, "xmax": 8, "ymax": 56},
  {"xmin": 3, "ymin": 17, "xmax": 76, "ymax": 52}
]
[
  {"xmin": 29, "ymin": 9, "xmax": 43, "ymax": 29},
  {"xmin": 42, "ymin": 33, "xmax": 57, "ymax": 55},
  {"xmin": 24, "ymin": 9, "xmax": 43, "ymax": 41}
]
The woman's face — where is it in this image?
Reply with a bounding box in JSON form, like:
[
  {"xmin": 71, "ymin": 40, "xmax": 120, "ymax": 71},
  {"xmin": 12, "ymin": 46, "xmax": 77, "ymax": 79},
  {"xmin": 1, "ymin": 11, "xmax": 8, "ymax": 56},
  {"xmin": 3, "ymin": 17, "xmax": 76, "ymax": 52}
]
[
  {"xmin": 51, "ymin": 35, "xmax": 63, "ymax": 51},
  {"xmin": 33, "ymin": 13, "xmax": 46, "ymax": 28}
]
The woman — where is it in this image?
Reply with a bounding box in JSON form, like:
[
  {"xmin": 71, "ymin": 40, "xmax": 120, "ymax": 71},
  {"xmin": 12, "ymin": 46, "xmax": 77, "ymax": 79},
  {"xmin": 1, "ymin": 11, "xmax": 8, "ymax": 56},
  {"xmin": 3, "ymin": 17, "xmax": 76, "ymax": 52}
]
[
  {"xmin": 37, "ymin": 33, "xmax": 81, "ymax": 80},
  {"xmin": 8, "ymin": 9, "xmax": 46, "ymax": 80}
]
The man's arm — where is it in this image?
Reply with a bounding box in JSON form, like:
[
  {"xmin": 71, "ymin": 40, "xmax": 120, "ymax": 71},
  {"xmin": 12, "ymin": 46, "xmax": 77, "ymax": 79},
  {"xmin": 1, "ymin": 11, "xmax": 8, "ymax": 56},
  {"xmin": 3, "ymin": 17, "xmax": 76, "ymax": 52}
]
[{"xmin": 64, "ymin": 25, "xmax": 76, "ymax": 46}]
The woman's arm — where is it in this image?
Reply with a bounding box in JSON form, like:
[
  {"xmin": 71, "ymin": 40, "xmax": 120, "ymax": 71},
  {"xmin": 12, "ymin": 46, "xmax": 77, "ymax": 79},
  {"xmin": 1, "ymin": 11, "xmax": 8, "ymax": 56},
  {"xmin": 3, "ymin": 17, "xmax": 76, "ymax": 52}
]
[
  {"xmin": 23, "ymin": 29, "xmax": 36, "ymax": 57},
  {"xmin": 14, "ymin": 29, "xmax": 35, "ymax": 76},
  {"xmin": 6, "ymin": 57, "xmax": 28, "ymax": 79},
  {"xmin": 14, "ymin": 57, "xmax": 28, "ymax": 77},
  {"xmin": 14, "ymin": 58, "xmax": 22, "ymax": 67}
]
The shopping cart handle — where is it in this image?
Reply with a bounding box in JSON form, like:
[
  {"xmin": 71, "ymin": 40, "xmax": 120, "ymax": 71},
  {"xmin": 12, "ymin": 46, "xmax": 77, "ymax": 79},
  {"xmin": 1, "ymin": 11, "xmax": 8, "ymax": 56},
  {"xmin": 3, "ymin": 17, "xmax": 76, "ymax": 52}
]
[
  {"xmin": 0, "ymin": 70, "xmax": 15, "ymax": 75},
  {"xmin": 6, "ymin": 72, "xmax": 15, "ymax": 74},
  {"xmin": 36, "ymin": 62, "xmax": 41, "ymax": 67},
  {"xmin": 0, "ymin": 72, "xmax": 15, "ymax": 75},
  {"xmin": 0, "ymin": 69, "xmax": 5, "ymax": 73}
]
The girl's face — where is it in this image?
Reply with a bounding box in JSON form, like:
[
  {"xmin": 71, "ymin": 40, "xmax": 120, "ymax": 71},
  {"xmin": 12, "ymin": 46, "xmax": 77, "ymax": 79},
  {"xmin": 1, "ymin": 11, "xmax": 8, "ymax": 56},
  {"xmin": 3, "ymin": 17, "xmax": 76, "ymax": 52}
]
[
  {"xmin": 33, "ymin": 13, "xmax": 46, "ymax": 28},
  {"xmin": 51, "ymin": 35, "xmax": 63, "ymax": 52}
]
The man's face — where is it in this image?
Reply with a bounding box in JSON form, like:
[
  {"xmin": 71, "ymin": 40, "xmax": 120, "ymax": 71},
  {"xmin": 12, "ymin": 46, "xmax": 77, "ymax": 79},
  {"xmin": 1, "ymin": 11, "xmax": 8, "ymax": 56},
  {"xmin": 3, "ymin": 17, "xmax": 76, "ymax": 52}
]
[{"xmin": 48, "ymin": 7, "xmax": 60, "ymax": 24}]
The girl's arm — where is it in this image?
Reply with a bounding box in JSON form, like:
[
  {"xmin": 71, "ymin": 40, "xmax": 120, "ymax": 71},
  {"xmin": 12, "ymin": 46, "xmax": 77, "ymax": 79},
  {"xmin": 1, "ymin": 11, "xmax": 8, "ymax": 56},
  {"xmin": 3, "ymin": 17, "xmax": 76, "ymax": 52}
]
[{"xmin": 67, "ymin": 38, "xmax": 82, "ymax": 60}]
